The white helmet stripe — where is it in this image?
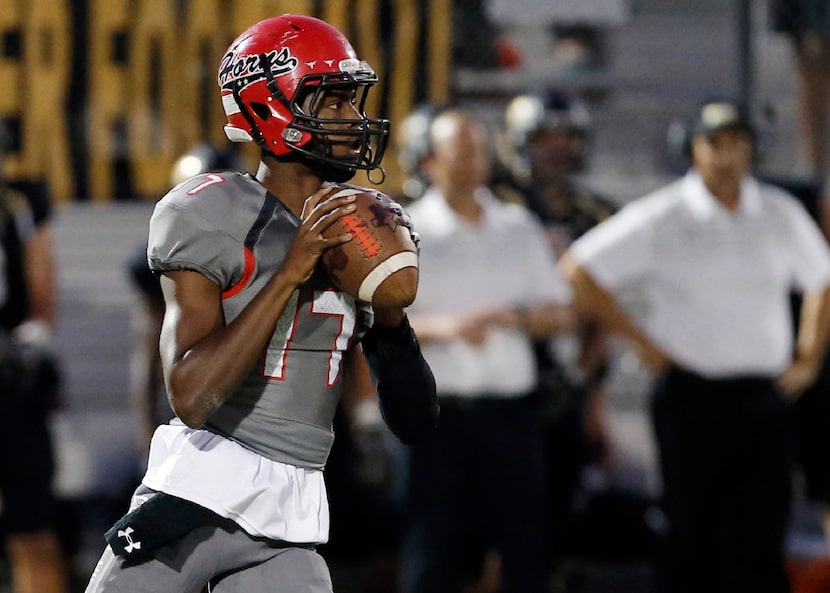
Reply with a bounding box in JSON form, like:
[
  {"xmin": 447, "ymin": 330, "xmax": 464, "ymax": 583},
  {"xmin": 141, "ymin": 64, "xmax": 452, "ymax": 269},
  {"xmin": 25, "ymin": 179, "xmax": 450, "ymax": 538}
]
[{"xmin": 222, "ymin": 93, "xmax": 241, "ymax": 116}]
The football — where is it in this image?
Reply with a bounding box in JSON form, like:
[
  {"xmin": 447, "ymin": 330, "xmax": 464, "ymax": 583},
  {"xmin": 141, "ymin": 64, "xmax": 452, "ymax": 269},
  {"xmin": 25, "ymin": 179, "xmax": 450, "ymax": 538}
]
[{"xmin": 321, "ymin": 187, "xmax": 419, "ymax": 308}]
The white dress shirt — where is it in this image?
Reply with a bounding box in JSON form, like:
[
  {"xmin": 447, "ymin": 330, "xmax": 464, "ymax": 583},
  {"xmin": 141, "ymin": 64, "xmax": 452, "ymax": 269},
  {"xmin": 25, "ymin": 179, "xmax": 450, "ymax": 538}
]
[
  {"xmin": 570, "ymin": 172, "xmax": 830, "ymax": 378},
  {"xmin": 407, "ymin": 187, "xmax": 572, "ymax": 397}
]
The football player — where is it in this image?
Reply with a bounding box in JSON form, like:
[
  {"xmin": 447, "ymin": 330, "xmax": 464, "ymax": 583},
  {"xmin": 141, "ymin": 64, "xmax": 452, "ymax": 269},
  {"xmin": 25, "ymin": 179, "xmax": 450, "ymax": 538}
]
[{"xmin": 85, "ymin": 15, "xmax": 437, "ymax": 593}]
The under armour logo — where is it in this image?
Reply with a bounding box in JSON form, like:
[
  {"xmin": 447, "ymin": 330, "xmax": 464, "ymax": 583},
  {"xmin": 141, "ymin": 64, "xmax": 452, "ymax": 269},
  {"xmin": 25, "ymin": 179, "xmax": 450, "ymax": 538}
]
[{"xmin": 117, "ymin": 527, "xmax": 142, "ymax": 554}]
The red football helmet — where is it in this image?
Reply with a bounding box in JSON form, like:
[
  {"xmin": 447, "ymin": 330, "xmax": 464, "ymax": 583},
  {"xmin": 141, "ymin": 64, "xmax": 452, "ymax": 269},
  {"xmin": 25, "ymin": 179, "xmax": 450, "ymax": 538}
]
[{"xmin": 218, "ymin": 14, "xmax": 389, "ymax": 180}]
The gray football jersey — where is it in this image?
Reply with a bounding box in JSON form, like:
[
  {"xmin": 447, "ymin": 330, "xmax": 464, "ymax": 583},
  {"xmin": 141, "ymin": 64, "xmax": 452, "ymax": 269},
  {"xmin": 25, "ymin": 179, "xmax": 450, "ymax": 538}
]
[{"xmin": 147, "ymin": 172, "xmax": 372, "ymax": 469}]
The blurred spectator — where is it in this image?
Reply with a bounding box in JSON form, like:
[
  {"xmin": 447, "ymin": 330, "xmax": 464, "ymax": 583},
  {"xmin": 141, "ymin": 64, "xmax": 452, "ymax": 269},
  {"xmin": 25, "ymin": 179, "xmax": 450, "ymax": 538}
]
[
  {"xmin": 0, "ymin": 123, "xmax": 68, "ymax": 592},
  {"xmin": 498, "ymin": 90, "xmax": 660, "ymax": 578},
  {"xmin": 560, "ymin": 99, "xmax": 830, "ymax": 593},
  {"xmin": 499, "ymin": 89, "xmax": 615, "ymax": 256},
  {"xmin": 770, "ymin": 0, "xmax": 830, "ymax": 183},
  {"xmin": 395, "ymin": 103, "xmax": 441, "ymax": 204},
  {"xmin": 401, "ymin": 108, "xmax": 574, "ymax": 593}
]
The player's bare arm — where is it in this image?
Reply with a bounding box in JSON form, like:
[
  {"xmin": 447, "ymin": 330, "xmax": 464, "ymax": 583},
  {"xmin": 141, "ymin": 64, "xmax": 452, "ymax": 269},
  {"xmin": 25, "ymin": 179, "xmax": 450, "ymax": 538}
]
[{"xmin": 159, "ymin": 187, "xmax": 358, "ymax": 428}]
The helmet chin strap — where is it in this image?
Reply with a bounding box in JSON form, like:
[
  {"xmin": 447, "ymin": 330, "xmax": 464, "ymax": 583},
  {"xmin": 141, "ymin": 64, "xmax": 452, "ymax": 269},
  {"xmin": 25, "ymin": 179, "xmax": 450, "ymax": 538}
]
[
  {"xmin": 306, "ymin": 157, "xmax": 385, "ymax": 185},
  {"xmin": 366, "ymin": 166, "xmax": 386, "ymax": 185},
  {"xmin": 307, "ymin": 158, "xmax": 358, "ymax": 184},
  {"xmin": 295, "ymin": 132, "xmax": 362, "ymax": 183}
]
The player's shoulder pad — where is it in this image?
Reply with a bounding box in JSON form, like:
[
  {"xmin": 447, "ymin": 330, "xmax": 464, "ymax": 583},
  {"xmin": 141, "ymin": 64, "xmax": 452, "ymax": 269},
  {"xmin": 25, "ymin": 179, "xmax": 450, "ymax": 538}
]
[
  {"xmin": 160, "ymin": 171, "xmax": 257, "ymax": 208},
  {"xmin": 155, "ymin": 172, "xmax": 266, "ymax": 240},
  {"xmin": 148, "ymin": 172, "xmax": 264, "ymax": 285}
]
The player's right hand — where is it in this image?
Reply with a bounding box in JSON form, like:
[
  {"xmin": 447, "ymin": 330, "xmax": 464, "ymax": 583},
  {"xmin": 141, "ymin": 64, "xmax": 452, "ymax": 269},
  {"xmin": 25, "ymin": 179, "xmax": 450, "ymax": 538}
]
[{"xmin": 280, "ymin": 185, "xmax": 357, "ymax": 286}]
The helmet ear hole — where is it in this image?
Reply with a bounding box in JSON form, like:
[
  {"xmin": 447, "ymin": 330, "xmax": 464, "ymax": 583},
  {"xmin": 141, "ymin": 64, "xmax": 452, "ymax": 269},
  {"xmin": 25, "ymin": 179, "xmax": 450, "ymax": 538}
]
[{"xmin": 250, "ymin": 102, "xmax": 271, "ymax": 120}]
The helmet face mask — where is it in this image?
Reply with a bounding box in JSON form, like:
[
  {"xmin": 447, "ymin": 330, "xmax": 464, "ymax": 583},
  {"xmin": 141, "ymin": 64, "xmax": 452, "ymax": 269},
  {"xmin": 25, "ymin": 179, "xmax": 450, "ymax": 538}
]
[
  {"xmin": 218, "ymin": 15, "xmax": 389, "ymax": 180},
  {"xmin": 286, "ymin": 75, "xmax": 388, "ymax": 176}
]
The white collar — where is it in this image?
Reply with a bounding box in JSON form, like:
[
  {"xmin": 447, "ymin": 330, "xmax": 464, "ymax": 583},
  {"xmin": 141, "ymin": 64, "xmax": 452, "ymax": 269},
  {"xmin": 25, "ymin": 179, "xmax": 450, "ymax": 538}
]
[
  {"xmin": 682, "ymin": 171, "xmax": 762, "ymax": 220},
  {"xmin": 419, "ymin": 186, "xmax": 501, "ymax": 227}
]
